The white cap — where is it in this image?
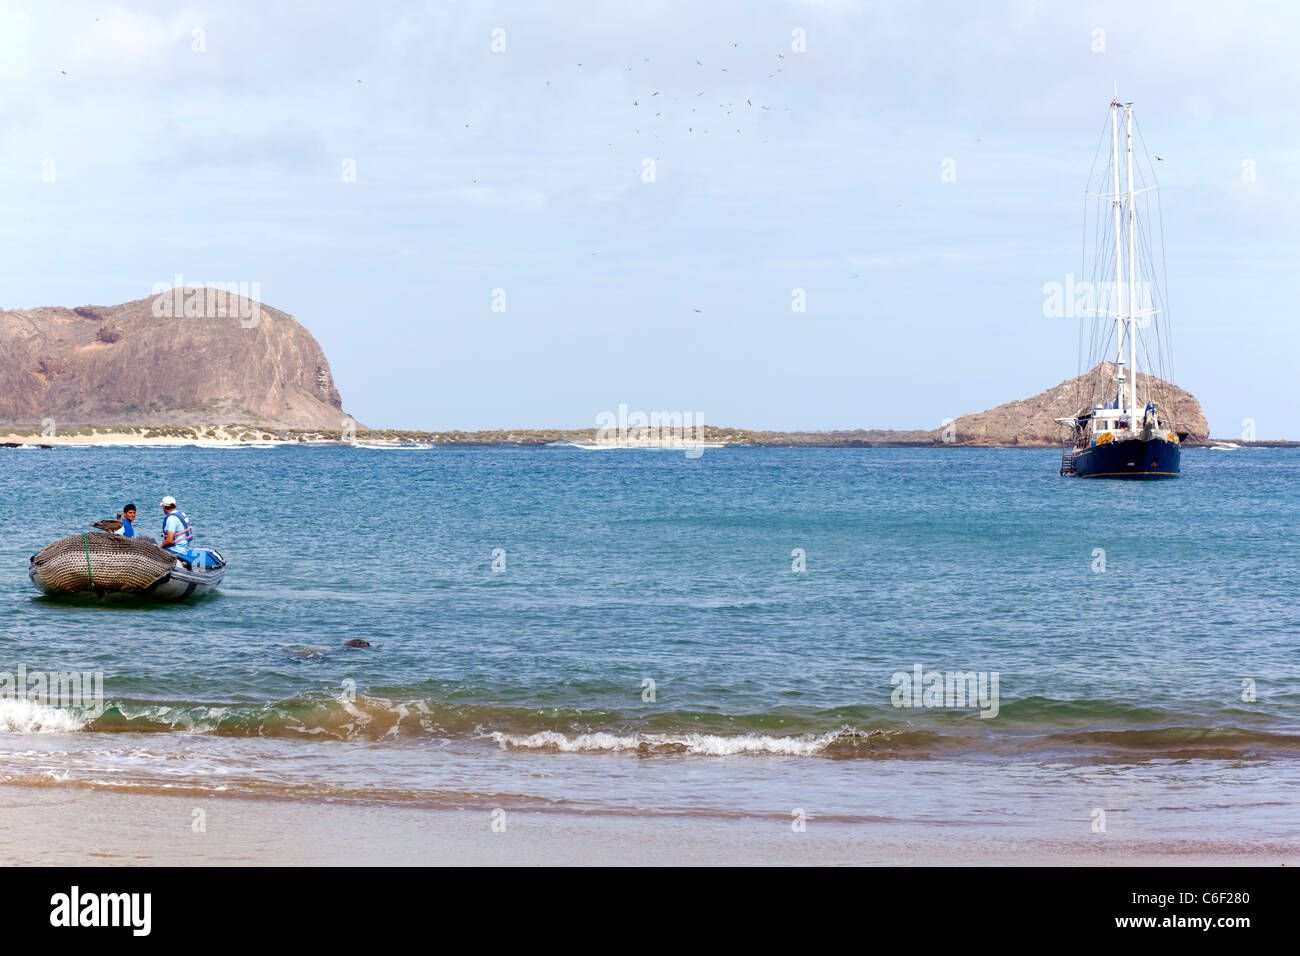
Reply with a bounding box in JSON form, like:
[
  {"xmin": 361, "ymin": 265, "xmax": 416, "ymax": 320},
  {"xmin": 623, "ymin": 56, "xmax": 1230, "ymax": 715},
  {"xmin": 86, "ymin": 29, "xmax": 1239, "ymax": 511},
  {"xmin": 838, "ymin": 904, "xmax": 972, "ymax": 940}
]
[{"xmin": 160, "ymin": 495, "xmax": 177, "ymax": 507}]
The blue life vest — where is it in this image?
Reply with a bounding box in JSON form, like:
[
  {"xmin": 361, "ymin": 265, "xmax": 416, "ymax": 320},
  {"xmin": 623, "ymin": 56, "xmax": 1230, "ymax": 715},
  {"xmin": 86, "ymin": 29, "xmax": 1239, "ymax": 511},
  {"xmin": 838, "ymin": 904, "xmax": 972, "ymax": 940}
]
[
  {"xmin": 162, "ymin": 511, "xmax": 194, "ymax": 552},
  {"xmin": 121, "ymin": 516, "xmax": 135, "ymax": 538}
]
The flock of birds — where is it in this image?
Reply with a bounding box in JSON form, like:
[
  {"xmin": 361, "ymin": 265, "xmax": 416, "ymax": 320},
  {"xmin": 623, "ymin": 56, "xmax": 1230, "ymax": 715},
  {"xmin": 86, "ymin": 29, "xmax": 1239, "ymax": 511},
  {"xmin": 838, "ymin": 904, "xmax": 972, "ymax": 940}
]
[
  {"xmin": 593, "ymin": 45, "xmax": 792, "ymax": 144},
  {"xmin": 59, "ymin": 29, "xmax": 793, "ymax": 145},
  {"xmin": 554, "ymin": 45, "xmax": 802, "ymax": 309}
]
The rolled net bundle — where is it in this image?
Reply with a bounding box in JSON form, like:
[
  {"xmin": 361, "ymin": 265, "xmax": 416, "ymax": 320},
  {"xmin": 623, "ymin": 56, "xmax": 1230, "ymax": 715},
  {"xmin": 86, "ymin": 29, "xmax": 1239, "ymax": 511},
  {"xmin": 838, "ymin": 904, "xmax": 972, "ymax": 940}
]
[{"xmin": 32, "ymin": 532, "xmax": 176, "ymax": 594}]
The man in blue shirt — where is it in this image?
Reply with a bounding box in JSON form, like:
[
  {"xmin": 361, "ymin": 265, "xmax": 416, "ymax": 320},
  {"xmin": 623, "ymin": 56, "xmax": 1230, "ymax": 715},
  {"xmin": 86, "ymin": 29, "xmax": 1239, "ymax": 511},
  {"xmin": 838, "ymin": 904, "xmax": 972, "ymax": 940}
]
[
  {"xmin": 159, "ymin": 496, "xmax": 195, "ymax": 555},
  {"xmin": 115, "ymin": 503, "xmax": 138, "ymax": 538}
]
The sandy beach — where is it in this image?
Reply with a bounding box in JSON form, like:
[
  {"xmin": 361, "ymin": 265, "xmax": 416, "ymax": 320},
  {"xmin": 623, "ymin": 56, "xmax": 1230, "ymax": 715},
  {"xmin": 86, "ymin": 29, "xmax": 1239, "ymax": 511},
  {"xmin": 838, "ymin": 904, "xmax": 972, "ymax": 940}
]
[{"xmin": 0, "ymin": 783, "xmax": 1291, "ymax": 866}]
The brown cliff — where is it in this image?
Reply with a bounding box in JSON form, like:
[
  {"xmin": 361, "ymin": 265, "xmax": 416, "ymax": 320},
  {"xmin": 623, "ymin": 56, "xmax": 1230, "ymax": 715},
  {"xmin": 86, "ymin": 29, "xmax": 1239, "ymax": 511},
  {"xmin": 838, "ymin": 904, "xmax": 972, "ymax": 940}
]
[{"xmin": 0, "ymin": 292, "xmax": 349, "ymax": 429}]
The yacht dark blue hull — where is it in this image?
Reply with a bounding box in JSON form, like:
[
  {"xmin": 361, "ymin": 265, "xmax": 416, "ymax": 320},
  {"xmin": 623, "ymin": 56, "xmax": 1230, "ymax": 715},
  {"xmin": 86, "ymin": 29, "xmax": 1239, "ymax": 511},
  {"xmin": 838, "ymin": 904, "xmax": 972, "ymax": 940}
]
[{"xmin": 1065, "ymin": 436, "xmax": 1180, "ymax": 479}]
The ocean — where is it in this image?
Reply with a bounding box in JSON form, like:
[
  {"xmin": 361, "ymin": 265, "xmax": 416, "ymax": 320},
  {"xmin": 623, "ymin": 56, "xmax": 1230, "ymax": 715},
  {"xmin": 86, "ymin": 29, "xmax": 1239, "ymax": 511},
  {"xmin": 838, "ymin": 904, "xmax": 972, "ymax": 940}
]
[{"xmin": 2, "ymin": 445, "xmax": 1298, "ymax": 848}]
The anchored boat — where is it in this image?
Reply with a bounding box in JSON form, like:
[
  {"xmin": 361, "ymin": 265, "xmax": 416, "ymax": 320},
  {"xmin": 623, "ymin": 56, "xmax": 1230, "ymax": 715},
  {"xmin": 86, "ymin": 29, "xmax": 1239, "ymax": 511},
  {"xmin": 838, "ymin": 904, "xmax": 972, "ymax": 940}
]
[
  {"xmin": 29, "ymin": 531, "xmax": 225, "ymax": 600},
  {"xmin": 1059, "ymin": 99, "xmax": 1185, "ymax": 479}
]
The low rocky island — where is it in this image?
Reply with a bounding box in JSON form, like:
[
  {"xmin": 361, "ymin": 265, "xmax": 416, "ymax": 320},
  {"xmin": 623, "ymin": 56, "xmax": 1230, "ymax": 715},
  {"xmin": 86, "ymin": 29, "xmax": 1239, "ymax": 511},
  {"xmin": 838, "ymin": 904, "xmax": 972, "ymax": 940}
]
[{"xmin": 938, "ymin": 363, "xmax": 1209, "ymax": 447}]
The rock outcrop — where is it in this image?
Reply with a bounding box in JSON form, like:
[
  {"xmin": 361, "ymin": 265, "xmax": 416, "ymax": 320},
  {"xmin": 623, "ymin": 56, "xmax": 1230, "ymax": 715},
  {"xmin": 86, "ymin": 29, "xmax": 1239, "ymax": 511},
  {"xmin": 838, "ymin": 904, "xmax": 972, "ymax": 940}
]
[
  {"xmin": 0, "ymin": 293, "xmax": 349, "ymax": 429},
  {"xmin": 946, "ymin": 363, "xmax": 1208, "ymax": 446}
]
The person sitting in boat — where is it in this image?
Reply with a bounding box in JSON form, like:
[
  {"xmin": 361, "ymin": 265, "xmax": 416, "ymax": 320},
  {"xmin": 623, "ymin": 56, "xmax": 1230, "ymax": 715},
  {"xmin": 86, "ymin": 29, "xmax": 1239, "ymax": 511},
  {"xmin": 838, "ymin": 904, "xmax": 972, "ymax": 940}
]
[
  {"xmin": 114, "ymin": 503, "xmax": 138, "ymax": 538},
  {"xmin": 159, "ymin": 496, "xmax": 195, "ymax": 555}
]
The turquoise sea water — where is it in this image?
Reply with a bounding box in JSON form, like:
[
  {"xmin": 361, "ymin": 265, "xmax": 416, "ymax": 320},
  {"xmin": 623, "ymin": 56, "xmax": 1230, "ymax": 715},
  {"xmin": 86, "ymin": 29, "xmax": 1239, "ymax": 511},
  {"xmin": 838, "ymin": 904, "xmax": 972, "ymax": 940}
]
[{"xmin": 2, "ymin": 445, "xmax": 1297, "ymax": 840}]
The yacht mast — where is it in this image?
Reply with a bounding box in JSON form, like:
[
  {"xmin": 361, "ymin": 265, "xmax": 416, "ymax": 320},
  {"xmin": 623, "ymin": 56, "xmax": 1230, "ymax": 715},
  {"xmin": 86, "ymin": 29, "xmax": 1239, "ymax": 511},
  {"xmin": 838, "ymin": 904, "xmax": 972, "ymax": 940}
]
[
  {"xmin": 1110, "ymin": 101, "xmax": 1126, "ymax": 412},
  {"xmin": 1124, "ymin": 102, "xmax": 1138, "ymax": 423}
]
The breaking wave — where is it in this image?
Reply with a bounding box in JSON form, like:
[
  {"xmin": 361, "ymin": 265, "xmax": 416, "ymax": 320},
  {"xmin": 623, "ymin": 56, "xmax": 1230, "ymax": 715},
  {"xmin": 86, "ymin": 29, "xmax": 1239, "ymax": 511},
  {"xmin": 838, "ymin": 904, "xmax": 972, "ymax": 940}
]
[
  {"xmin": 489, "ymin": 728, "xmax": 861, "ymax": 756},
  {"xmin": 15, "ymin": 693, "xmax": 1286, "ymax": 761},
  {"xmin": 0, "ymin": 699, "xmax": 90, "ymax": 734}
]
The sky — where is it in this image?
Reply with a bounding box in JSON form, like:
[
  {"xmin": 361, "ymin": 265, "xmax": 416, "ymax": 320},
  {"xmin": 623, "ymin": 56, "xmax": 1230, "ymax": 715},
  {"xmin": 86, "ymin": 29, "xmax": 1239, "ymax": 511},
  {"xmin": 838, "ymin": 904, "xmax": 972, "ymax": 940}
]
[{"xmin": 1, "ymin": 0, "xmax": 1297, "ymax": 436}]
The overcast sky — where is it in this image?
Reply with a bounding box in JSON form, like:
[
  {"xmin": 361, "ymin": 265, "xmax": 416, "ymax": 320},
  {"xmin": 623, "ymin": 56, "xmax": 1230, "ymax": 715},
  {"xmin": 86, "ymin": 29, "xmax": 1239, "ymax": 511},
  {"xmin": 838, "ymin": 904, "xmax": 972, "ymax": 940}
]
[{"xmin": 2, "ymin": 0, "xmax": 1297, "ymax": 435}]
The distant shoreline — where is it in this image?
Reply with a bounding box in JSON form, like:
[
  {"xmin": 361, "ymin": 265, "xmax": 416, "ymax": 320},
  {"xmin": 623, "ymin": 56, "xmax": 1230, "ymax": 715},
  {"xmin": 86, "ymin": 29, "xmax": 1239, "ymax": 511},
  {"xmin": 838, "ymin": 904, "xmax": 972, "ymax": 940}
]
[{"xmin": 3, "ymin": 427, "xmax": 1295, "ymax": 449}]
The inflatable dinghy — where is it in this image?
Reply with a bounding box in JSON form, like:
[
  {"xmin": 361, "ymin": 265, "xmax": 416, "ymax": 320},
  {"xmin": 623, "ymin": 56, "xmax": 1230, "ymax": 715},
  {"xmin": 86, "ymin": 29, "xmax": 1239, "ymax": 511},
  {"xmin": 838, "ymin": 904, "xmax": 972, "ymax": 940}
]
[{"xmin": 29, "ymin": 531, "xmax": 225, "ymax": 600}]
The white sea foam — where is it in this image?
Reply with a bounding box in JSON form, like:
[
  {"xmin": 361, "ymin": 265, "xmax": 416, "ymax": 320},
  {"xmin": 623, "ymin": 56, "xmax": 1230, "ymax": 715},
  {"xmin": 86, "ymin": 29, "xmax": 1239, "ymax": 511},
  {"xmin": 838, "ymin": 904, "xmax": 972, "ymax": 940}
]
[
  {"xmin": 489, "ymin": 729, "xmax": 848, "ymax": 756},
  {"xmin": 0, "ymin": 699, "xmax": 88, "ymax": 733},
  {"xmin": 354, "ymin": 443, "xmax": 434, "ymax": 450}
]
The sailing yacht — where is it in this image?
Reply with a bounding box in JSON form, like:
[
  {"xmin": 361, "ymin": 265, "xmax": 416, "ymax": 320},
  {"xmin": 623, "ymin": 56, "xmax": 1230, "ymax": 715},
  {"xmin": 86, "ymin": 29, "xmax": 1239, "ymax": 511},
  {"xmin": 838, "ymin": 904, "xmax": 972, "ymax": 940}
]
[{"xmin": 1059, "ymin": 99, "xmax": 1183, "ymax": 479}]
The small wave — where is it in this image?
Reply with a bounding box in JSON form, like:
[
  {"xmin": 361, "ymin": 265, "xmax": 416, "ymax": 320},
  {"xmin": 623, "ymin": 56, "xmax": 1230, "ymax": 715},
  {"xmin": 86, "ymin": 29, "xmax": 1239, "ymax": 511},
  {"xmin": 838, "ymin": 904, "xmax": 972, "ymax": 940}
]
[
  {"xmin": 86, "ymin": 696, "xmax": 886, "ymax": 750},
  {"xmin": 57, "ymin": 694, "xmax": 1300, "ymax": 761},
  {"xmin": 489, "ymin": 727, "xmax": 864, "ymax": 756},
  {"xmin": 89, "ymin": 695, "xmax": 450, "ymax": 739},
  {"xmin": 0, "ymin": 699, "xmax": 88, "ymax": 733}
]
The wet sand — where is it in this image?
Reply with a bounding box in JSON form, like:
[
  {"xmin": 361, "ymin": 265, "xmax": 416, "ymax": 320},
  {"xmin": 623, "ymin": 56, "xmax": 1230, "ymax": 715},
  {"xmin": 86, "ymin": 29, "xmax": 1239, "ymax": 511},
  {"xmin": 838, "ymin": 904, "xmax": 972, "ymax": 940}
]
[{"xmin": 0, "ymin": 784, "xmax": 1292, "ymax": 866}]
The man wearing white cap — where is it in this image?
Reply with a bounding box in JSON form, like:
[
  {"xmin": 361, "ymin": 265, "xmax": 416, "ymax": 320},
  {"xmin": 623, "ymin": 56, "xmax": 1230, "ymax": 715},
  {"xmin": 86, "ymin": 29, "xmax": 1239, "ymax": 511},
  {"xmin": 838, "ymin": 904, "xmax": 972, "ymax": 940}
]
[{"xmin": 159, "ymin": 496, "xmax": 195, "ymax": 556}]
